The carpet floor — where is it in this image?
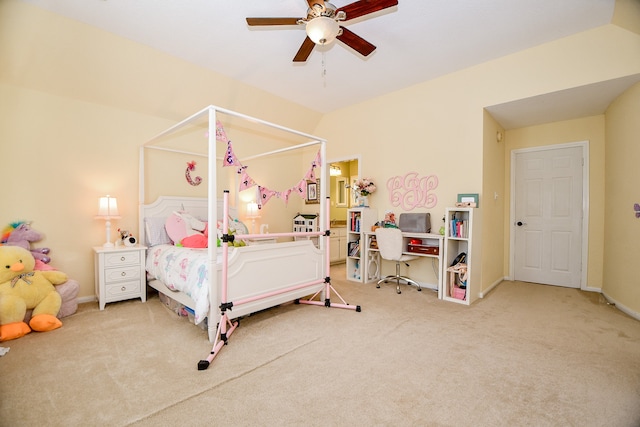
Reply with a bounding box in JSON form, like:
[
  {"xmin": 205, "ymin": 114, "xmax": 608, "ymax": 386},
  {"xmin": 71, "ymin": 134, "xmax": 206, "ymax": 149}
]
[{"xmin": 1, "ymin": 265, "xmax": 639, "ymax": 426}]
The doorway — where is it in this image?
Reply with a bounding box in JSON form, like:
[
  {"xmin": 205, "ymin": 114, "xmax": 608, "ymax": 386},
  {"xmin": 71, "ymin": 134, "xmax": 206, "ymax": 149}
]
[
  {"xmin": 510, "ymin": 142, "xmax": 588, "ymax": 289},
  {"xmin": 328, "ymin": 156, "xmax": 360, "ymax": 223}
]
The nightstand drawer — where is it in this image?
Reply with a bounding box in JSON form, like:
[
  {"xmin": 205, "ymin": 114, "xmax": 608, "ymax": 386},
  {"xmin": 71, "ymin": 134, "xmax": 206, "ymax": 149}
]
[
  {"xmin": 105, "ymin": 280, "xmax": 141, "ymax": 299},
  {"xmin": 104, "ymin": 266, "xmax": 141, "ymax": 283},
  {"xmin": 103, "ymin": 251, "xmax": 141, "ymax": 267}
]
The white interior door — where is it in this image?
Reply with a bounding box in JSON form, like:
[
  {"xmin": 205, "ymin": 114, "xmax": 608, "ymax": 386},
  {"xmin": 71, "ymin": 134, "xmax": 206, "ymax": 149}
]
[{"xmin": 512, "ymin": 145, "xmax": 585, "ymax": 288}]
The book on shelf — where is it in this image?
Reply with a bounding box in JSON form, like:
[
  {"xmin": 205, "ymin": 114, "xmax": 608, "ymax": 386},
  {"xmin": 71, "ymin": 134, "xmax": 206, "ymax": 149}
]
[
  {"xmin": 450, "ymin": 218, "xmax": 468, "ymax": 238},
  {"xmin": 348, "ymin": 240, "xmax": 360, "ymax": 257},
  {"xmin": 350, "ymin": 211, "xmax": 362, "ymax": 232}
]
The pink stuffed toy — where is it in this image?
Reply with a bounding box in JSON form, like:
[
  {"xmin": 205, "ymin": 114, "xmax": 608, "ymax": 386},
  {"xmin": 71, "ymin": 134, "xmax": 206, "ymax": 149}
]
[
  {"xmin": 165, "ymin": 211, "xmax": 209, "ymax": 248},
  {"xmin": 1, "ymin": 222, "xmax": 51, "ymax": 263}
]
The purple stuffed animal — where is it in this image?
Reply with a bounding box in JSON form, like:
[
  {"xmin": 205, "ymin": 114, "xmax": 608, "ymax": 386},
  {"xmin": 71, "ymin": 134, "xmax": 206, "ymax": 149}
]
[{"xmin": 1, "ymin": 222, "xmax": 51, "ymax": 263}]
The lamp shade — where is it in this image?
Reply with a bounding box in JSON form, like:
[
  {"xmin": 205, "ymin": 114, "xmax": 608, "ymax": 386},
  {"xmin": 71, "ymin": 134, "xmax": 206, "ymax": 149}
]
[
  {"xmin": 96, "ymin": 195, "xmax": 121, "ymax": 219},
  {"xmin": 96, "ymin": 195, "xmax": 121, "ymax": 247},
  {"xmin": 306, "ymin": 16, "xmax": 340, "ymax": 45},
  {"xmin": 246, "ymin": 201, "xmax": 260, "ymax": 218}
]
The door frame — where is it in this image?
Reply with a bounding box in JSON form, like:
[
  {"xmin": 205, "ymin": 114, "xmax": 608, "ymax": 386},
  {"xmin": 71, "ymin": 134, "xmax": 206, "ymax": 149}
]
[
  {"xmin": 327, "ymin": 154, "xmax": 361, "ymax": 202},
  {"xmin": 508, "ymin": 141, "xmax": 589, "ymax": 290}
]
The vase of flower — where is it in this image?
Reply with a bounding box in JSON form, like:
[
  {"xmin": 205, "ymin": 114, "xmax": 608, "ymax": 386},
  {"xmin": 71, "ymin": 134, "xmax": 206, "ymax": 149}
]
[{"xmin": 353, "ymin": 178, "xmax": 376, "ymax": 207}]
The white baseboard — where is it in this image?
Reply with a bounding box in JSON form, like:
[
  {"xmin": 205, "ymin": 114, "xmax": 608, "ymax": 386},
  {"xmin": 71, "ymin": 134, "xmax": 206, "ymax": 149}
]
[
  {"xmin": 479, "ymin": 277, "xmax": 505, "ymax": 298},
  {"xmin": 601, "ymin": 292, "xmax": 640, "ymax": 321},
  {"xmin": 77, "ymin": 295, "xmax": 97, "ymax": 304}
]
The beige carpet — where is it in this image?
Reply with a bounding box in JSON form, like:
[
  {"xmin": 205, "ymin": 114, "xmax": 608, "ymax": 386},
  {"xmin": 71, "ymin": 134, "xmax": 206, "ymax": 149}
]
[{"xmin": 1, "ymin": 265, "xmax": 640, "ymax": 426}]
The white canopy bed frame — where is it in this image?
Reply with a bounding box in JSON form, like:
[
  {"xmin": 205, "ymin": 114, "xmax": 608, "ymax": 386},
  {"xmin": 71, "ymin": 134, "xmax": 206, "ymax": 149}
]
[{"xmin": 139, "ymin": 105, "xmax": 360, "ymax": 370}]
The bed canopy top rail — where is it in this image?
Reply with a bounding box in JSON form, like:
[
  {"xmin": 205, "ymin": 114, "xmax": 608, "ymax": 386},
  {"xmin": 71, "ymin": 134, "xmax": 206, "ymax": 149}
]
[
  {"xmin": 143, "ymin": 146, "xmax": 208, "ymax": 158},
  {"xmin": 144, "ymin": 105, "xmax": 326, "ymax": 147}
]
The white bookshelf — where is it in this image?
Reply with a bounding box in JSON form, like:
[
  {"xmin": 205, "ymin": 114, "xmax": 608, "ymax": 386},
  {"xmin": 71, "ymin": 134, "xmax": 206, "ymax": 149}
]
[
  {"xmin": 345, "ymin": 207, "xmax": 378, "ymax": 282},
  {"xmin": 443, "ymin": 207, "xmax": 479, "ymax": 305}
]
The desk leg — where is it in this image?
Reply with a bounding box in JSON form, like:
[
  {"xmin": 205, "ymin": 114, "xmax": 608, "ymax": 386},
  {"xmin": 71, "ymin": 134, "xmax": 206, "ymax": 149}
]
[{"xmin": 366, "ymin": 251, "xmax": 380, "ymax": 283}]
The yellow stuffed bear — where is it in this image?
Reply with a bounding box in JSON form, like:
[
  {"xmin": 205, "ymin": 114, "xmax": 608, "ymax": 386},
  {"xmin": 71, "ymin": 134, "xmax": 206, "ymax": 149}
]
[{"xmin": 0, "ymin": 246, "xmax": 68, "ymax": 341}]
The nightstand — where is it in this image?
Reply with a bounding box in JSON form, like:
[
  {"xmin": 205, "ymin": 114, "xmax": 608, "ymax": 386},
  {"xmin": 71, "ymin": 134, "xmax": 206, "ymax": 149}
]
[{"xmin": 93, "ymin": 245, "xmax": 147, "ymax": 310}]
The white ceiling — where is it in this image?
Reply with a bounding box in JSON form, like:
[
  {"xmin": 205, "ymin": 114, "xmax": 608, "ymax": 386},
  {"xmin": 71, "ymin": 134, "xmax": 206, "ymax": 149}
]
[{"xmin": 19, "ymin": 0, "xmax": 638, "ymax": 127}]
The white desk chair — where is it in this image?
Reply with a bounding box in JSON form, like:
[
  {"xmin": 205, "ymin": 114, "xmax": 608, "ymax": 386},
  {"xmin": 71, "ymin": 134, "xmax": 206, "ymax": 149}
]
[{"xmin": 374, "ymin": 228, "xmax": 421, "ymax": 294}]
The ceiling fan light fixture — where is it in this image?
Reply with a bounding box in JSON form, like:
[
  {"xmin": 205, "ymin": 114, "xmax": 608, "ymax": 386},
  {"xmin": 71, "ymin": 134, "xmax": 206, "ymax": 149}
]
[{"xmin": 306, "ymin": 16, "xmax": 340, "ymax": 45}]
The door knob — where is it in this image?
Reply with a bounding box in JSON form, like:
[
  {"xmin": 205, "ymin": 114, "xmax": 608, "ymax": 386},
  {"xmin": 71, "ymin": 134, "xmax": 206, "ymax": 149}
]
[{"xmin": 516, "ymin": 221, "xmax": 526, "ymax": 226}]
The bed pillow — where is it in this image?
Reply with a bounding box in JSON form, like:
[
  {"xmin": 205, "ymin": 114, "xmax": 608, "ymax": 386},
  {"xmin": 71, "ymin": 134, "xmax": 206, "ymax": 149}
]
[
  {"xmin": 166, "ymin": 211, "xmax": 208, "ymax": 246},
  {"xmin": 144, "ymin": 217, "xmax": 172, "ymax": 246},
  {"xmin": 229, "ymin": 219, "xmax": 249, "ymax": 236}
]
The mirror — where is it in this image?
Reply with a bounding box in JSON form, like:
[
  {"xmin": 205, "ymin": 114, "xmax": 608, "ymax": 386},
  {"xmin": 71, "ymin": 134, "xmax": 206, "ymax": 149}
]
[{"xmin": 336, "ymin": 178, "xmax": 347, "ymax": 207}]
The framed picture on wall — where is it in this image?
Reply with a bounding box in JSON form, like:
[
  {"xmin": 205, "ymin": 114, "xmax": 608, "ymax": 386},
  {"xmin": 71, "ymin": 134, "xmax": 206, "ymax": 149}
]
[{"xmin": 306, "ymin": 180, "xmax": 319, "ymax": 204}]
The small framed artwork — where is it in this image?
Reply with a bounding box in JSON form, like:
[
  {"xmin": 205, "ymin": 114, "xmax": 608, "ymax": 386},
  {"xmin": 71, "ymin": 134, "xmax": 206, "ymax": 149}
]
[
  {"xmin": 457, "ymin": 193, "xmax": 479, "ymax": 207},
  {"xmin": 306, "ymin": 180, "xmax": 319, "ymax": 204}
]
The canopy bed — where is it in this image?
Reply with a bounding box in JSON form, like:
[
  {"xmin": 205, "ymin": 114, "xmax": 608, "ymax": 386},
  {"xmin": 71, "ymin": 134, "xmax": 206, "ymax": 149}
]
[{"xmin": 139, "ymin": 105, "xmax": 360, "ymax": 369}]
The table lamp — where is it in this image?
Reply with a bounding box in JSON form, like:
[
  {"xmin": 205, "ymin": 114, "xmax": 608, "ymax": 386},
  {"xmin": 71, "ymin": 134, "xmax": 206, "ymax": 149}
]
[
  {"xmin": 96, "ymin": 195, "xmax": 121, "ymax": 247},
  {"xmin": 246, "ymin": 201, "xmax": 260, "ymax": 234}
]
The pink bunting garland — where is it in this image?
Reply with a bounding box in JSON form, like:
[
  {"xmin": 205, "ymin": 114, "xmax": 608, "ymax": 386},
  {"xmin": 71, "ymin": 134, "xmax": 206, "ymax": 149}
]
[
  {"xmin": 238, "ymin": 168, "xmax": 256, "ymax": 191},
  {"xmin": 215, "ymin": 120, "xmax": 321, "ymax": 208},
  {"xmin": 215, "ymin": 120, "xmax": 229, "ymax": 143},
  {"xmin": 223, "ymin": 141, "xmax": 241, "ymax": 167},
  {"xmin": 258, "ymin": 186, "xmax": 277, "ymax": 208}
]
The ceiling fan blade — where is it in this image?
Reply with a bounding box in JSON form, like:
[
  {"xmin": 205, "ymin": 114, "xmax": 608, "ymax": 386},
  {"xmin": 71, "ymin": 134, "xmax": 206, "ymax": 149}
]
[
  {"xmin": 336, "ymin": 27, "xmax": 376, "ymax": 57},
  {"xmin": 246, "ymin": 17, "xmax": 302, "ymax": 26},
  {"xmin": 337, "ymin": 0, "xmax": 399, "ymax": 21},
  {"xmin": 293, "ymin": 37, "xmax": 316, "ymax": 62},
  {"xmin": 306, "ymin": 0, "xmax": 326, "ymax": 12}
]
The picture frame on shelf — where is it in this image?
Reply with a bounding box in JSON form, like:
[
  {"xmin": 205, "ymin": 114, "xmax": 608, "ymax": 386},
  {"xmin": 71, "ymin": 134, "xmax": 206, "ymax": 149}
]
[
  {"xmin": 456, "ymin": 193, "xmax": 479, "ymax": 208},
  {"xmin": 306, "ymin": 180, "xmax": 319, "ymax": 204}
]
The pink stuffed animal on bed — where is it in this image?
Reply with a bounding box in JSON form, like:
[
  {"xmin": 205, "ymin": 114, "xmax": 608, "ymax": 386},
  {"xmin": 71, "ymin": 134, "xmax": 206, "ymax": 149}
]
[
  {"xmin": 1, "ymin": 222, "xmax": 51, "ymax": 263},
  {"xmin": 165, "ymin": 211, "xmax": 209, "ymax": 248}
]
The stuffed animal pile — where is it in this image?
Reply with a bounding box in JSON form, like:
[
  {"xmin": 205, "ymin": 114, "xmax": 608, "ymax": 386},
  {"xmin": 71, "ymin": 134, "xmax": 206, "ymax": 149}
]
[
  {"xmin": 0, "ymin": 246, "xmax": 68, "ymax": 341},
  {"xmin": 1, "ymin": 221, "xmax": 51, "ymax": 264},
  {"xmin": 165, "ymin": 211, "xmax": 247, "ymax": 248}
]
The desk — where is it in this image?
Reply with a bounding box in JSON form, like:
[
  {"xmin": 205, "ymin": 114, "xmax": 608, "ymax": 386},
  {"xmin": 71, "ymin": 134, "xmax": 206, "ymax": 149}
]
[{"xmin": 363, "ymin": 231, "xmax": 444, "ymax": 297}]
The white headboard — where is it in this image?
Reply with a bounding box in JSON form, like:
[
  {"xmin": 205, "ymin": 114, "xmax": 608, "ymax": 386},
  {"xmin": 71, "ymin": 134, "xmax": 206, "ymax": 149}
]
[{"xmin": 139, "ymin": 196, "xmax": 238, "ymax": 246}]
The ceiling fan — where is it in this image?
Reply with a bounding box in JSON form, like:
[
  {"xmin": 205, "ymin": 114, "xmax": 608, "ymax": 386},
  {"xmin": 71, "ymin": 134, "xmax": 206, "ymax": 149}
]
[{"xmin": 246, "ymin": 0, "xmax": 399, "ymax": 62}]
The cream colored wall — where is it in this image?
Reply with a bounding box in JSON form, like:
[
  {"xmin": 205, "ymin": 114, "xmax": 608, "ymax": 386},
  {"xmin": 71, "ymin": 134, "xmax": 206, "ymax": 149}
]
[
  {"xmin": 603, "ymin": 82, "xmax": 640, "ymax": 313},
  {"xmin": 482, "ymin": 112, "xmax": 506, "ymax": 290},
  {"xmin": 503, "ymin": 116, "xmax": 606, "ymax": 290},
  {"xmin": 3, "ymin": 0, "xmax": 640, "ymax": 310},
  {"xmin": 612, "ymin": 0, "xmax": 640, "ymax": 34},
  {"xmin": 0, "ymin": 1, "xmax": 322, "ymax": 301},
  {"xmin": 316, "ymin": 24, "xmax": 640, "ymax": 298}
]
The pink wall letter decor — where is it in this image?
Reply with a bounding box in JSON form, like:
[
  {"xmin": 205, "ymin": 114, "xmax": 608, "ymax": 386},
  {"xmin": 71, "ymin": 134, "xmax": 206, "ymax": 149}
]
[
  {"xmin": 387, "ymin": 172, "xmax": 439, "ymax": 210},
  {"xmin": 185, "ymin": 161, "xmax": 202, "ymax": 186}
]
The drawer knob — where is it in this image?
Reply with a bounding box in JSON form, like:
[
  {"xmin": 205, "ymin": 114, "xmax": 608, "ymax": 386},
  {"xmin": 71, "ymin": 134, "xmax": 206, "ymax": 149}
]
[
  {"xmin": 121, "ymin": 272, "xmax": 126, "ymax": 277},
  {"xmin": 120, "ymin": 256, "xmax": 126, "ymax": 261},
  {"xmin": 121, "ymin": 286, "xmax": 126, "ymax": 291}
]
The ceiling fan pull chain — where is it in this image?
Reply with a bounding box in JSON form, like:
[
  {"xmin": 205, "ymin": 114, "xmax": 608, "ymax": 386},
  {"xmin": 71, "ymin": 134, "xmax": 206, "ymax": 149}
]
[{"xmin": 322, "ymin": 51, "xmax": 327, "ymax": 87}]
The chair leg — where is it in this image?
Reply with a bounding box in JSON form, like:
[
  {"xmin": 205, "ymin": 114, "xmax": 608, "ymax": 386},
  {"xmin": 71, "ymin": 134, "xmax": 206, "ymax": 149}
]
[
  {"xmin": 376, "ymin": 262, "xmax": 420, "ymax": 293},
  {"xmin": 395, "ymin": 262, "xmax": 402, "ymax": 294},
  {"xmin": 376, "ymin": 276, "xmax": 396, "ymax": 288}
]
